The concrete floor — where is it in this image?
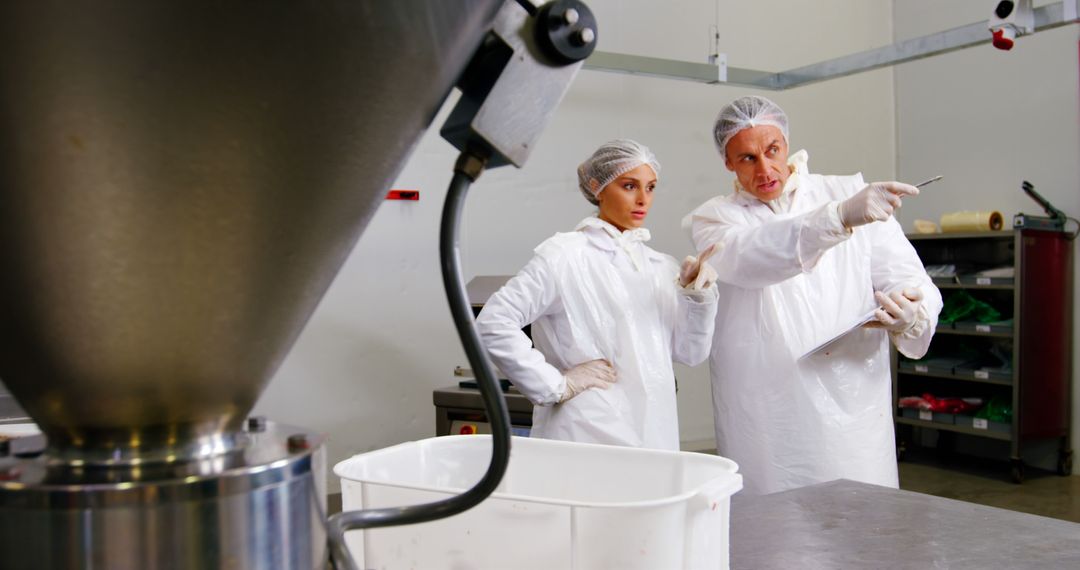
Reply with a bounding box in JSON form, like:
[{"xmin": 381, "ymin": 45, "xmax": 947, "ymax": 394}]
[{"xmin": 898, "ymin": 448, "xmax": 1080, "ymax": 523}]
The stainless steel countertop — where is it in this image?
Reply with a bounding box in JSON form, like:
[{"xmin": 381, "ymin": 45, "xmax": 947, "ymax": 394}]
[{"xmin": 731, "ymin": 479, "xmax": 1080, "ymax": 569}]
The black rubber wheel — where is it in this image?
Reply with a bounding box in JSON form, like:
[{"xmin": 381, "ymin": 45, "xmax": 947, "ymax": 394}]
[
  {"xmin": 1010, "ymin": 460, "xmax": 1025, "ymax": 484},
  {"xmin": 1058, "ymin": 451, "xmax": 1074, "ymax": 476}
]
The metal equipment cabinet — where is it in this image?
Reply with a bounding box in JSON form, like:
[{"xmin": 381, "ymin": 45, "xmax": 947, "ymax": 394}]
[{"xmin": 893, "ymin": 230, "xmax": 1073, "ymax": 482}]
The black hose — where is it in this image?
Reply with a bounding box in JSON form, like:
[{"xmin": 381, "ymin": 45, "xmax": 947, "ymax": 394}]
[
  {"xmin": 327, "ymin": 153, "xmax": 512, "ymax": 570},
  {"xmin": 514, "ymin": 0, "xmax": 539, "ymax": 17}
]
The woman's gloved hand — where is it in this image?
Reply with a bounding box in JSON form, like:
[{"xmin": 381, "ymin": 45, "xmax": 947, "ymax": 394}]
[
  {"xmin": 678, "ymin": 243, "xmax": 719, "ymax": 289},
  {"xmin": 559, "ymin": 359, "xmax": 617, "ymax": 403},
  {"xmin": 838, "ymin": 182, "xmax": 919, "ymax": 228},
  {"xmin": 866, "ymin": 288, "xmax": 924, "ymax": 332}
]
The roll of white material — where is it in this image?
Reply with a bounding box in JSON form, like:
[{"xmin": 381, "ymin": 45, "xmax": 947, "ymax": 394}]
[
  {"xmin": 939, "ymin": 211, "xmax": 1004, "ymax": 232},
  {"xmin": 912, "ymin": 219, "xmax": 940, "ymax": 234}
]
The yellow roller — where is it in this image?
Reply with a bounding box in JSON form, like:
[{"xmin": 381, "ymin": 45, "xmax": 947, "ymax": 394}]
[{"xmin": 940, "ymin": 211, "xmax": 1004, "ymax": 232}]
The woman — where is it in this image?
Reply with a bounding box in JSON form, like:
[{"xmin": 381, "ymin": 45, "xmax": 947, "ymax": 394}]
[{"xmin": 476, "ymin": 139, "xmax": 719, "ymax": 450}]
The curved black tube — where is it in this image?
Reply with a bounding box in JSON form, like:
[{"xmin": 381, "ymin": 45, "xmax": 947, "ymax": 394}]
[{"xmin": 327, "ymin": 153, "xmax": 512, "ymax": 570}]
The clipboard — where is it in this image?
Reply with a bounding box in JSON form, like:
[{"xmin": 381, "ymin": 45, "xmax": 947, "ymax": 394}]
[{"xmin": 799, "ymin": 308, "xmax": 880, "ymax": 361}]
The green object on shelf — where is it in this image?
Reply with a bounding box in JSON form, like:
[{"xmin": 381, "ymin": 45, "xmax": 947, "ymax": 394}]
[
  {"xmin": 939, "ymin": 290, "xmax": 1002, "ymax": 324},
  {"xmin": 975, "ymin": 396, "xmax": 1013, "ymax": 423}
]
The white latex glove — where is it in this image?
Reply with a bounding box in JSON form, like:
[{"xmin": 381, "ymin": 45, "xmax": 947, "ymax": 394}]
[
  {"xmin": 559, "ymin": 359, "xmax": 617, "ymax": 403},
  {"xmin": 866, "ymin": 288, "xmax": 924, "ymax": 332},
  {"xmin": 678, "ymin": 244, "xmax": 719, "ymax": 289},
  {"xmin": 838, "ymin": 182, "xmax": 919, "ymax": 228}
]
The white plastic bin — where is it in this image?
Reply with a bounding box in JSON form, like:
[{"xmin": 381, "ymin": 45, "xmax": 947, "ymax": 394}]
[{"xmin": 335, "ymin": 435, "xmax": 742, "ymax": 570}]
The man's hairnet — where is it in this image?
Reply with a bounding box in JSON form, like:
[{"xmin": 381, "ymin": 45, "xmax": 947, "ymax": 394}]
[
  {"xmin": 713, "ymin": 96, "xmax": 789, "ymax": 159},
  {"xmin": 577, "ymin": 139, "xmax": 661, "ymax": 206}
]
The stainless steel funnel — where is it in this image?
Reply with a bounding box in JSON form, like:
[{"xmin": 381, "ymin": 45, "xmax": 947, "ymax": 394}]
[{"xmin": 0, "ymin": 0, "xmax": 503, "ymax": 464}]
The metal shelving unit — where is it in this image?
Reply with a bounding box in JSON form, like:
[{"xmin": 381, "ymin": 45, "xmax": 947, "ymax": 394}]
[
  {"xmin": 896, "ymin": 417, "xmax": 1012, "ymax": 442},
  {"xmin": 933, "ymin": 329, "xmax": 1013, "ymax": 339},
  {"xmin": 893, "ymin": 230, "xmax": 1073, "ymax": 483},
  {"xmin": 898, "ymin": 368, "xmax": 1013, "ymax": 387},
  {"xmin": 935, "ymin": 283, "xmax": 1015, "ymax": 291}
]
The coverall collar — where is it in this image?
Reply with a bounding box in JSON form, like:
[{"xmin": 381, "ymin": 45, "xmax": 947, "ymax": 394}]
[{"xmin": 575, "ymin": 216, "xmax": 653, "ymax": 271}]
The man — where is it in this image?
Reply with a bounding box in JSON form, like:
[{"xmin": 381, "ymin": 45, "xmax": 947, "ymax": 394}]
[{"xmin": 684, "ymin": 95, "xmax": 942, "ymax": 495}]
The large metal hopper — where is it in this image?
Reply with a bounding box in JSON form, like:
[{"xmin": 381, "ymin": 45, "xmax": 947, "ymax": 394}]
[{"xmin": 0, "ymin": 0, "xmax": 506, "ymax": 463}]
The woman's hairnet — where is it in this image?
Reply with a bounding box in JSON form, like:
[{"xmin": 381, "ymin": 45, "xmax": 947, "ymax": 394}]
[
  {"xmin": 577, "ymin": 139, "xmax": 661, "ymax": 206},
  {"xmin": 713, "ymin": 96, "xmax": 789, "ymax": 159}
]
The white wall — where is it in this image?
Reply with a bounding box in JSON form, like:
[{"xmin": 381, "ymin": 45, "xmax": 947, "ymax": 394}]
[
  {"xmin": 891, "ymin": 0, "xmax": 1080, "ymax": 467},
  {"xmin": 253, "ymin": 0, "xmax": 897, "ymax": 491}
]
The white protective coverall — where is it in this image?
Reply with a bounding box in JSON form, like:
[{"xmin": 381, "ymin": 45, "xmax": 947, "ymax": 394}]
[
  {"xmin": 684, "ymin": 152, "xmax": 942, "ymax": 494},
  {"xmin": 476, "ymin": 216, "xmax": 719, "ymax": 450}
]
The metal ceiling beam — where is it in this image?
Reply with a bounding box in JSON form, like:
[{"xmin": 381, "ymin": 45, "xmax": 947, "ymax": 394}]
[
  {"xmin": 582, "ymin": 51, "xmax": 728, "ymax": 84},
  {"xmin": 582, "ymin": 0, "xmax": 1079, "ymax": 90}
]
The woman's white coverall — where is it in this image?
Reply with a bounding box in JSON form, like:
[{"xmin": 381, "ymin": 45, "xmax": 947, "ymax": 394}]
[{"xmin": 477, "ymin": 217, "xmax": 719, "ymax": 450}]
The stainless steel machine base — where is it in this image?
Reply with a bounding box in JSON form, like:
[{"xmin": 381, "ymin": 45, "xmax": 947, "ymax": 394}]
[{"xmin": 0, "ymin": 420, "xmax": 327, "ymax": 570}]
